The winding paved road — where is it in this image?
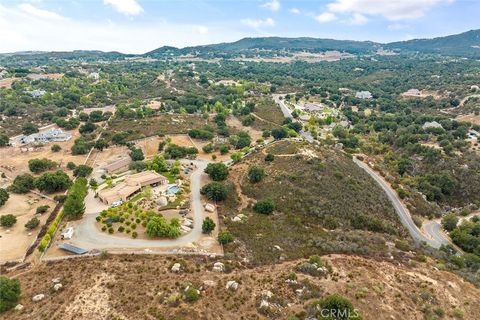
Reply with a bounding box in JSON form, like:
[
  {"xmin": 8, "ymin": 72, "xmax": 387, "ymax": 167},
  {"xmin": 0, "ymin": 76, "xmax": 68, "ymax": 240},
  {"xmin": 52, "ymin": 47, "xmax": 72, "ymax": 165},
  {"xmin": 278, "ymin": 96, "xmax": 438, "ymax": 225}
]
[
  {"xmin": 69, "ymin": 160, "xmax": 208, "ymax": 250},
  {"xmin": 353, "ymin": 158, "xmax": 449, "ymax": 249},
  {"xmin": 272, "ymin": 93, "xmax": 451, "ymax": 249}
]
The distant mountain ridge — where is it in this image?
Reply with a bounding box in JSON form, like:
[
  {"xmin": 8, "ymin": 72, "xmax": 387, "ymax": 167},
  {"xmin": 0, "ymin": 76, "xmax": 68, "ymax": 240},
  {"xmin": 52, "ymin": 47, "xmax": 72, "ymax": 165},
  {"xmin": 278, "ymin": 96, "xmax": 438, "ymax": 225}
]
[{"xmin": 2, "ymin": 29, "xmax": 480, "ymax": 60}]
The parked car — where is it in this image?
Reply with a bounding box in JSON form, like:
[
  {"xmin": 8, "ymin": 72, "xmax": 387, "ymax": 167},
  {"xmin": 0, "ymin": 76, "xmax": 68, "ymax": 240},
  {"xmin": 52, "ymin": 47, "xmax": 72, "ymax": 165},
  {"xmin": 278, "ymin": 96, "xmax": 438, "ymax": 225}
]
[
  {"xmin": 111, "ymin": 200, "xmax": 123, "ymax": 208},
  {"xmin": 61, "ymin": 227, "xmax": 74, "ymax": 240}
]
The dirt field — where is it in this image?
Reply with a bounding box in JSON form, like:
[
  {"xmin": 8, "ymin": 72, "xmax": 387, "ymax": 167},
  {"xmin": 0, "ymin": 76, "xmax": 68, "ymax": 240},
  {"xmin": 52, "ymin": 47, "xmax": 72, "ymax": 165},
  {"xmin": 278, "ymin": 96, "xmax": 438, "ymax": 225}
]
[
  {"xmin": 3, "ymin": 254, "xmax": 480, "ymax": 319},
  {"xmin": 0, "ymin": 193, "xmax": 54, "ymax": 262},
  {"xmin": 0, "ymin": 129, "xmax": 87, "ymax": 179},
  {"xmin": 226, "ymin": 116, "xmax": 263, "ymax": 143},
  {"xmin": 26, "ymin": 73, "xmax": 64, "ymax": 81},
  {"xmin": 0, "ymin": 77, "xmax": 19, "ymax": 88},
  {"xmin": 456, "ymin": 113, "xmax": 480, "ymax": 125}
]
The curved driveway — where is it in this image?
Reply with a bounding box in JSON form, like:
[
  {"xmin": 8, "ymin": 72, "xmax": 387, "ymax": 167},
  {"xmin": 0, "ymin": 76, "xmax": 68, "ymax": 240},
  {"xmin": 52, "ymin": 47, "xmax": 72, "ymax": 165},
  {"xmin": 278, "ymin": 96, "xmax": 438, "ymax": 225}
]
[{"xmin": 70, "ymin": 160, "xmax": 208, "ymax": 250}]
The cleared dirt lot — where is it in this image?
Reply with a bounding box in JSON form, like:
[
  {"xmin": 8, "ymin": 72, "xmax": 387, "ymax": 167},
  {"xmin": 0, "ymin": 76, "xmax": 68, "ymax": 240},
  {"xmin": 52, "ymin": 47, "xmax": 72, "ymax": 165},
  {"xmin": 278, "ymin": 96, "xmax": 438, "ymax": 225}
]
[
  {"xmin": 0, "ymin": 193, "xmax": 54, "ymax": 262},
  {"xmin": 456, "ymin": 113, "xmax": 480, "ymax": 125},
  {"xmin": 0, "ymin": 128, "xmax": 87, "ymax": 179}
]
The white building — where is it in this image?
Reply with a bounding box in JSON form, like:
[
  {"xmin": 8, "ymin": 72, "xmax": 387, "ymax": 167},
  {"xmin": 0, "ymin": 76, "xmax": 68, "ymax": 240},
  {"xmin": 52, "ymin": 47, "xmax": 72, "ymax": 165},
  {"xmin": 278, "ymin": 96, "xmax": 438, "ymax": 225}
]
[
  {"xmin": 14, "ymin": 128, "xmax": 72, "ymax": 145},
  {"xmin": 355, "ymin": 91, "xmax": 373, "ymax": 99},
  {"xmin": 25, "ymin": 89, "xmax": 46, "ymax": 98},
  {"xmin": 88, "ymin": 72, "xmax": 100, "ymax": 80},
  {"xmin": 422, "ymin": 121, "xmax": 443, "ymax": 130}
]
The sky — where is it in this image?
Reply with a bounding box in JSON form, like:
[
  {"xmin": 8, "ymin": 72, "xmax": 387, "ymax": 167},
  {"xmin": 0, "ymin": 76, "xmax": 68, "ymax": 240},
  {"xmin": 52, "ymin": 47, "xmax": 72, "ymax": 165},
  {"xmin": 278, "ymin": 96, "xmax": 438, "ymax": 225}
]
[{"xmin": 0, "ymin": 0, "xmax": 479, "ymax": 54}]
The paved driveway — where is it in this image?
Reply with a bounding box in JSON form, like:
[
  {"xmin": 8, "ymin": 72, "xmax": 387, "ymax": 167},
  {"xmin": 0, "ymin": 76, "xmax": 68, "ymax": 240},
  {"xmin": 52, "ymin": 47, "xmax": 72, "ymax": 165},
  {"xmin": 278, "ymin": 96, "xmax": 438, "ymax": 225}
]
[{"xmin": 69, "ymin": 160, "xmax": 209, "ymax": 250}]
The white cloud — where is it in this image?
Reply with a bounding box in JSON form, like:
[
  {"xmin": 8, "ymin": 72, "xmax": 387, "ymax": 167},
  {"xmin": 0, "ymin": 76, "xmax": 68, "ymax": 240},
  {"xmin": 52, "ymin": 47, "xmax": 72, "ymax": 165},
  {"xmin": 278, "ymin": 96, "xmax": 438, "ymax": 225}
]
[
  {"xmin": 327, "ymin": 0, "xmax": 451, "ymax": 21},
  {"xmin": 103, "ymin": 0, "xmax": 143, "ymax": 16},
  {"xmin": 315, "ymin": 12, "xmax": 338, "ymax": 23},
  {"xmin": 261, "ymin": 0, "xmax": 281, "ymax": 12},
  {"xmin": 348, "ymin": 13, "xmax": 368, "ymax": 25},
  {"xmin": 241, "ymin": 17, "xmax": 275, "ymax": 28},
  {"xmin": 388, "ymin": 23, "xmax": 409, "ymax": 31},
  {"xmin": 192, "ymin": 25, "xmax": 209, "ymax": 34},
  {"xmin": 17, "ymin": 3, "xmax": 66, "ymax": 20},
  {"xmin": 0, "ymin": 4, "xmax": 244, "ymax": 54},
  {"xmin": 290, "ymin": 8, "xmax": 301, "ymax": 14}
]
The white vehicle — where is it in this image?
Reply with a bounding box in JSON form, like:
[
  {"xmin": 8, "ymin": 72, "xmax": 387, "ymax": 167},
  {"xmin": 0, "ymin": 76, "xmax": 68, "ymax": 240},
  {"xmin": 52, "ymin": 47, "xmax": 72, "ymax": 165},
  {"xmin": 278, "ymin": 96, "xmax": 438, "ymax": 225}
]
[
  {"xmin": 61, "ymin": 227, "xmax": 74, "ymax": 240},
  {"xmin": 111, "ymin": 200, "xmax": 123, "ymax": 208}
]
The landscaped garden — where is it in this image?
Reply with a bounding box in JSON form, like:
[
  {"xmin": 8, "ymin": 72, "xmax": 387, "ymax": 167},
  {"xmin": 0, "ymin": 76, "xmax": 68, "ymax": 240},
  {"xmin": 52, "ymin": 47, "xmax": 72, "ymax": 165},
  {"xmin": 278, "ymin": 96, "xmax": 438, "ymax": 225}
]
[{"xmin": 97, "ymin": 202, "xmax": 182, "ymax": 239}]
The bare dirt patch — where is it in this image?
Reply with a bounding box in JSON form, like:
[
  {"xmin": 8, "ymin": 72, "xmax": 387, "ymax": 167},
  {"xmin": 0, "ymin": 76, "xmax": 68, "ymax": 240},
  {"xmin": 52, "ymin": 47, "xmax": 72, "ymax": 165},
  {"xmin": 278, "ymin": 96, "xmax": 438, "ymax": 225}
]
[{"xmin": 0, "ymin": 193, "xmax": 54, "ymax": 262}]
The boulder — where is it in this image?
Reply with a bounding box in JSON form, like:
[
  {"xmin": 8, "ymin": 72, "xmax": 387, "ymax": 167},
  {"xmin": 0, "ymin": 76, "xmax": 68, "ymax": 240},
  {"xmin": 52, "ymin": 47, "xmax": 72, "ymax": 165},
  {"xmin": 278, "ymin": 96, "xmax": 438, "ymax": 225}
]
[
  {"xmin": 259, "ymin": 300, "xmax": 269, "ymax": 309},
  {"xmin": 53, "ymin": 283, "xmax": 63, "ymax": 291},
  {"xmin": 171, "ymin": 263, "xmax": 181, "ymax": 273},
  {"xmin": 14, "ymin": 304, "xmax": 24, "ymax": 311},
  {"xmin": 226, "ymin": 280, "xmax": 238, "ymax": 291},
  {"xmin": 203, "ymin": 280, "xmax": 217, "ymax": 288},
  {"xmin": 32, "ymin": 294, "xmax": 45, "ymax": 302},
  {"xmin": 52, "ymin": 278, "xmax": 61, "ymax": 284},
  {"xmin": 262, "ymin": 290, "xmax": 273, "ymax": 299},
  {"xmin": 212, "ymin": 262, "xmax": 225, "ymax": 273}
]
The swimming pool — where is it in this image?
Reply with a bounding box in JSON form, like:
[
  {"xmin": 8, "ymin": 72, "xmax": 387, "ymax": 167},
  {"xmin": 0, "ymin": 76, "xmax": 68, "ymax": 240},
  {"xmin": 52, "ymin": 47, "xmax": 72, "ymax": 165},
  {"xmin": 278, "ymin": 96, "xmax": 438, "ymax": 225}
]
[{"xmin": 166, "ymin": 185, "xmax": 180, "ymax": 194}]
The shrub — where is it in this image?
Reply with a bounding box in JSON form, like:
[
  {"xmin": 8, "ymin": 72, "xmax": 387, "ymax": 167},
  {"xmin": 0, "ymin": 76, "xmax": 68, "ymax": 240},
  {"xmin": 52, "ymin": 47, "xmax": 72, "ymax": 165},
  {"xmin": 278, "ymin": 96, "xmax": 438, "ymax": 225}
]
[
  {"xmin": 248, "ymin": 165, "xmax": 265, "ymax": 183},
  {"xmin": 201, "ymin": 182, "xmax": 228, "ymax": 201},
  {"xmin": 36, "ymin": 205, "xmax": 50, "ymax": 214},
  {"xmin": 0, "ymin": 189, "xmax": 8, "ymax": 207},
  {"xmin": 218, "ymin": 230, "xmax": 234, "ymax": 244},
  {"xmin": 0, "ymin": 214, "xmax": 17, "ymax": 228},
  {"xmin": 25, "ymin": 217, "xmax": 40, "ymax": 229},
  {"xmin": 146, "ymin": 216, "xmax": 181, "ymax": 238},
  {"xmin": 132, "ymin": 231, "xmax": 138, "ymax": 238},
  {"xmin": 441, "ymin": 213, "xmax": 459, "ymax": 232},
  {"xmin": 202, "ymin": 217, "xmax": 216, "ymax": 234},
  {"xmin": 66, "ymin": 162, "xmax": 77, "ymax": 170},
  {"xmin": 108, "ymin": 227, "xmax": 114, "ymax": 234},
  {"xmin": 253, "ymin": 199, "xmax": 275, "ymax": 215},
  {"xmin": 118, "ymin": 226, "xmax": 125, "ymax": 232},
  {"xmin": 310, "ymin": 294, "xmax": 362, "ymax": 319},
  {"xmin": 264, "ymin": 153, "xmax": 274, "ymax": 162},
  {"xmin": 51, "ymin": 144, "xmax": 61, "ymax": 152},
  {"xmin": 184, "ymin": 287, "xmax": 200, "ymax": 303},
  {"xmin": 0, "ymin": 276, "xmax": 21, "ymax": 313}
]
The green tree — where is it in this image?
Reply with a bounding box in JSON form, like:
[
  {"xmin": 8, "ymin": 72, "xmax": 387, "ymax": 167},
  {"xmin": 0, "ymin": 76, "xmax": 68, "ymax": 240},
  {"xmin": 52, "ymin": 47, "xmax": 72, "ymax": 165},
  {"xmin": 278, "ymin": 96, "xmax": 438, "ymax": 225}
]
[
  {"xmin": 253, "ymin": 199, "xmax": 275, "ymax": 214},
  {"xmin": 28, "ymin": 158, "xmax": 57, "ymax": 174},
  {"xmin": 25, "ymin": 217, "xmax": 40, "ymax": 229},
  {"xmin": 73, "ymin": 165, "xmax": 93, "ymax": 177},
  {"xmin": 22, "ymin": 122, "xmax": 38, "ymax": 135},
  {"xmin": 146, "ymin": 216, "xmax": 181, "ymax": 238},
  {"xmin": 271, "ymin": 127, "xmax": 288, "ymax": 140},
  {"xmin": 0, "ymin": 189, "xmax": 8, "ymax": 207},
  {"xmin": 34, "ymin": 170, "xmax": 72, "ymax": 193},
  {"xmin": 184, "ymin": 287, "xmax": 200, "ymax": 303},
  {"xmin": 94, "ymin": 139, "xmax": 107, "ymax": 151},
  {"xmin": 204, "ymin": 163, "xmax": 229, "ymax": 181},
  {"xmin": 0, "ymin": 276, "xmax": 21, "ymax": 313},
  {"xmin": 146, "ymin": 155, "xmax": 168, "ymax": 172},
  {"xmin": 51, "ymin": 144, "xmax": 61, "ymax": 152},
  {"xmin": 67, "ymin": 162, "xmax": 77, "ymax": 170},
  {"xmin": 10, "ymin": 174, "xmax": 35, "ymax": 193},
  {"xmin": 63, "ymin": 178, "xmax": 88, "ymax": 220},
  {"xmin": 0, "ymin": 133, "xmax": 8, "ymax": 147},
  {"xmin": 218, "ymin": 230, "xmax": 234, "ymax": 244},
  {"xmin": 79, "ymin": 122, "xmax": 97, "ymax": 134},
  {"xmin": 0, "ymin": 214, "xmax": 17, "ymax": 227},
  {"xmin": 129, "ymin": 147, "xmax": 145, "ymax": 161},
  {"xmin": 201, "ymin": 182, "xmax": 228, "ymax": 201},
  {"xmin": 248, "ymin": 165, "xmax": 265, "ymax": 183},
  {"xmin": 442, "ymin": 213, "xmax": 459, "ymax": 232},
  {"xmin": 230, "ymin": 152, "xmax": 243, "ymax": 163},
  {"xmin": 202, "ymin": 217, "xmax": 216, "ymax": 234}
]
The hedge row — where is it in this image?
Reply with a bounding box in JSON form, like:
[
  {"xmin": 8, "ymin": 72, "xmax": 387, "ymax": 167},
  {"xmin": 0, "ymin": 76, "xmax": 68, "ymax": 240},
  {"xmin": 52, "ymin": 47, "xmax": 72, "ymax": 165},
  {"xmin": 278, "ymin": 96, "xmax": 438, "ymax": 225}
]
[{"xmin": 38, "ymin": 210, "xmax": 63, "ymax": 252}]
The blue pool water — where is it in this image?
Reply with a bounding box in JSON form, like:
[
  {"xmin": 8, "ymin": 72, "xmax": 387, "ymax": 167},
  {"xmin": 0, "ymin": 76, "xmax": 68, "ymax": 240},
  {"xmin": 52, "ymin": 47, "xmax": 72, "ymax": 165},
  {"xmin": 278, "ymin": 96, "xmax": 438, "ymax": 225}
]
[{"xmin": 166, "ymin": 185, "xmax": 180, "ymax": 194}]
